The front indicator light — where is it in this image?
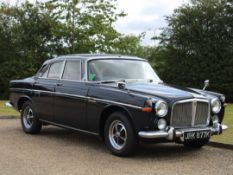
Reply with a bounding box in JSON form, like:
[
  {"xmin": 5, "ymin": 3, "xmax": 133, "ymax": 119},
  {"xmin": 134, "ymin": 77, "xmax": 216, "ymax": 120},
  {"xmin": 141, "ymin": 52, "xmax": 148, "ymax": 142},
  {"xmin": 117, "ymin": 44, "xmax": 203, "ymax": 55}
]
[{"xmin": 142, "ymin": 107, "xmax": 152, "ymax": 113}]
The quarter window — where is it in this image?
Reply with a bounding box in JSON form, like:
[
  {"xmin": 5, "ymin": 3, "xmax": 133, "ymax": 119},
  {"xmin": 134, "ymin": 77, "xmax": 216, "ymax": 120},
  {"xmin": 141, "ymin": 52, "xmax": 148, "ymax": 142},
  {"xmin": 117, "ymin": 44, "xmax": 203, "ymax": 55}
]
[
  {"xmin": 62, "ymin": 61, "xmax": 81, "ymax": 81},
  {"xmin": 47, "ymin": 61, "xmax": 63, "ymax": 79},
  {"xmin": 37, "ymin": 64, "xmax": 49, "ymax": 78}
]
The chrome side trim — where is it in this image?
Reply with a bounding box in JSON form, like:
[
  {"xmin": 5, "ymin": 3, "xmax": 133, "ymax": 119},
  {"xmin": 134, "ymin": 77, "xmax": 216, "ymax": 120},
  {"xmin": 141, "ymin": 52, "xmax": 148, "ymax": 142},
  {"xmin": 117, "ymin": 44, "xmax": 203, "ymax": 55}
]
[
  {"xmin": 40, "ymin": 119, "xmax": 99, "ymax": 136},
  {"xmin": 10, "ymin": 88, "xmax": 143, "ymax": 110}
]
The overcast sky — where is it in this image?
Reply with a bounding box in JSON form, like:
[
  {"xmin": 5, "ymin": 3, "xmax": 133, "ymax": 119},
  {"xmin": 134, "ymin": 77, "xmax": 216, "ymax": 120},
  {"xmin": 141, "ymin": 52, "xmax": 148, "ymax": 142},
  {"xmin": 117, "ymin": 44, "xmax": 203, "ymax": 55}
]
[
  {"xmin": 115, "ymin": 0, "xmax": 186, "ymax": 45},
  {"xmin": 1, "ymin": 0, "xmax": 186, "ymax": 45}
]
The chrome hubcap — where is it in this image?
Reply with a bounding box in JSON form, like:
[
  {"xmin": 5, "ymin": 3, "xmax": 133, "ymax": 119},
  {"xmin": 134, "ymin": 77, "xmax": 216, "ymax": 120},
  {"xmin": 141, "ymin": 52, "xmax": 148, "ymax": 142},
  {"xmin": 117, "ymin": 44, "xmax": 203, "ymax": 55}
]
[
  {"xmin": 23, "ymin": 106, "xmax": 34, "ymax": 129},
  {"xmin": 109, "ymin": 120, "xmax": 127, "ymax": 150}
]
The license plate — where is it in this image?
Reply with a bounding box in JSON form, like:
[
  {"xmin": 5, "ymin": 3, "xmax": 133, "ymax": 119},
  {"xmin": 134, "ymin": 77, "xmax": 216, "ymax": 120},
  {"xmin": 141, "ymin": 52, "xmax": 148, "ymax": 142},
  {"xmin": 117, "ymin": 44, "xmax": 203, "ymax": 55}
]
[{"xmin": 183, "ymin": 130, "xmax": 211, "ymax": 141}]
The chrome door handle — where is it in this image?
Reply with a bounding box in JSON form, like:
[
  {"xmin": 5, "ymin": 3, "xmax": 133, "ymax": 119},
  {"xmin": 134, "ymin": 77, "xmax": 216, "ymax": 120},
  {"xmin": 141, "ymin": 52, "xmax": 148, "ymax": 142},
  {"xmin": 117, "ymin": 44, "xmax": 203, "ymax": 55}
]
[{"xmin": 56, "ymin": 83, "xmax": 63, "ymax": 86}]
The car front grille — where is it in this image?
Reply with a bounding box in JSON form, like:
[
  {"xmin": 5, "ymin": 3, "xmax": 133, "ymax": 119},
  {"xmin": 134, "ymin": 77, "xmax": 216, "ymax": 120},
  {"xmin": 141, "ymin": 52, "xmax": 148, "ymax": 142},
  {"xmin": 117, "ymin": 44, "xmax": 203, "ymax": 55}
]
[{"xmin": 170, "ymin": 99, "xmax": 210, "ymax": 128}]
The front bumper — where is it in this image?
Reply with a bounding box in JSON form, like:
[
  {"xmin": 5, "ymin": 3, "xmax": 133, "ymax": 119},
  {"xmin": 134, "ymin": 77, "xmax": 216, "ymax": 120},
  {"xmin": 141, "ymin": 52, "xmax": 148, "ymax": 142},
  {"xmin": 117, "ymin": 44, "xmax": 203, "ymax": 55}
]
[{"xmin": 138, "ymin": 124, "xmax": 228, "ymax": 141}]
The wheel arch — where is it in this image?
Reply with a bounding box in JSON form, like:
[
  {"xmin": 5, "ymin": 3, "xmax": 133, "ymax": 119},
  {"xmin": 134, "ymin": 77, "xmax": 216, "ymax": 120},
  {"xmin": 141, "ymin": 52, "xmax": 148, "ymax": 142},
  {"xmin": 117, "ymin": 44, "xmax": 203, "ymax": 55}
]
[
  {"xmin": 99, "ymin": 105, "xmax": 134, "ymax": 140},
  {"xmin": 17, "ymin": 96, "xmax": 32, "ymax": 111}
]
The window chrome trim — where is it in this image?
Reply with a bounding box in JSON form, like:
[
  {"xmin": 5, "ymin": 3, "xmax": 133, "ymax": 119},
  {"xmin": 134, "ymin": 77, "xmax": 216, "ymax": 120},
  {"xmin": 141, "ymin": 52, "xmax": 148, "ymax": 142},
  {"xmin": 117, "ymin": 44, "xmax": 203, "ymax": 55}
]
[
  {"xmin": 170, "ymin": 99, "xmax": 211, "ymax": 128},
  {"xmin": 60, "ymin": 60, "xmax": 66, "ymax": 79},
  {"xmin": 10, "ymin": 88, "xmax": 143, "ymax": 110}
]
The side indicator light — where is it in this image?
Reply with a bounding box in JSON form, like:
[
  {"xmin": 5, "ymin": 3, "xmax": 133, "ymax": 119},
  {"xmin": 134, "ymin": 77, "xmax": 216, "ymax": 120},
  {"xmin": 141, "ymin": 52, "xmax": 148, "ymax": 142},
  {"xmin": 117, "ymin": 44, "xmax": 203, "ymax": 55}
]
[{"xmin": 142, "ymin": 107, "xmax": 152, "ymax": 112}]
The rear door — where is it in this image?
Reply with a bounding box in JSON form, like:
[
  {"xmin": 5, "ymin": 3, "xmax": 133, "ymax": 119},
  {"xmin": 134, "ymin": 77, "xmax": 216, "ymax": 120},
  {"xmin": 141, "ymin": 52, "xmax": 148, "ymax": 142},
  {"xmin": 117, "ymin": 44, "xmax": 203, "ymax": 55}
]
[
  {"xmin": 33, "ymin": 61, "xmax": 64, "ymax": 121},
  {"xmin": 53, "ymin": 60, "xmax": 88, "ymax": 129}
]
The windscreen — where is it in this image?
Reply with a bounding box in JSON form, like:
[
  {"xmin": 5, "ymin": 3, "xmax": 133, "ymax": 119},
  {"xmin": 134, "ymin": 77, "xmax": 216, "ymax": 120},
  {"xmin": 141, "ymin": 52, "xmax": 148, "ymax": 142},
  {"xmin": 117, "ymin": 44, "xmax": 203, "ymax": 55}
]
[{"xmin": 88, "ymin": 59, "xmax": 161, "ymax": 82}]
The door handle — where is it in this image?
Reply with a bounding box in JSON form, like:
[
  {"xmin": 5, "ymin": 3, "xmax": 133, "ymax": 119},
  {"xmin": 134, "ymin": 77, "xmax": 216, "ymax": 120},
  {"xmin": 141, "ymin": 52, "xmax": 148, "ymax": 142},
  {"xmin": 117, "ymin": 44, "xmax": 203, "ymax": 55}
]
[{"xmin": 56, "ymin": 83, "xmax": 63, "ymax": 86}]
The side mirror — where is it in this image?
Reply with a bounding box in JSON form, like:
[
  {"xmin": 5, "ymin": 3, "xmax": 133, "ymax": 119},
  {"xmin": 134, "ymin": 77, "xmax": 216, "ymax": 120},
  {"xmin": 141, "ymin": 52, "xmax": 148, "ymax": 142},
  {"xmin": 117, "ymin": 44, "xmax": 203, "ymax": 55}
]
[{"xmin": 203, "ymin": 80, "xmax": 209, "ymax": 90}]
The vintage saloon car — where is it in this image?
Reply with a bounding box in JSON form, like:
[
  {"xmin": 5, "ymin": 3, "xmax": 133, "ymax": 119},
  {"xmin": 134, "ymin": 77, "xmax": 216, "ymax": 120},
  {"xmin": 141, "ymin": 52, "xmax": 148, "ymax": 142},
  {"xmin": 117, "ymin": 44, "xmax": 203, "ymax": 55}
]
[{"xmin": 7, "ymin": 54, "xmax": 228, "ymax": 156}]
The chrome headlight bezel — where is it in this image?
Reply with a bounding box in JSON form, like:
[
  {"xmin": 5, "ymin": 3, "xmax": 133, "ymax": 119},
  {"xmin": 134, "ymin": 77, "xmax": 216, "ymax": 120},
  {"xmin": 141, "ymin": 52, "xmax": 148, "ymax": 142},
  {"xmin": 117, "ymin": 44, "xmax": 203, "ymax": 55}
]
[
  {"xmin": 155, "ymin": 100, "xmax": 168, "ymax": 117},
  {"xmin": 211, "ymin": 98, "xmax": 221, "ymax": 114}
]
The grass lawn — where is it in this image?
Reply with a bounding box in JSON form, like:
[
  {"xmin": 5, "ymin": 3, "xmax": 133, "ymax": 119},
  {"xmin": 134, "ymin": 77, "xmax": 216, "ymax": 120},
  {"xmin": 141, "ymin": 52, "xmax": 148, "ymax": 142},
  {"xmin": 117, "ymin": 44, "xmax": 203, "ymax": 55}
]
[
  {"xmin": 211, "ymin": 104, "xmax": 233, "ymax": 145},
  {"xmin": 0, "ymin": 100, "xmax": 232, "ymax": 144},
  {"xmin": 0, "ymin": 100, "xmax": 19, "ymax": 116}
]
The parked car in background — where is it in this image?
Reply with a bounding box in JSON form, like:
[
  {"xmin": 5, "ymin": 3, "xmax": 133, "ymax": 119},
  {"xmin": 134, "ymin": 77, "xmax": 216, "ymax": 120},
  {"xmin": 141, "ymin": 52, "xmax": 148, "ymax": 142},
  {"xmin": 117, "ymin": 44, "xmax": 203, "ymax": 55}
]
[{"xmin": 7, "ymin": 54, "xmax": 228, "ymax": 156}]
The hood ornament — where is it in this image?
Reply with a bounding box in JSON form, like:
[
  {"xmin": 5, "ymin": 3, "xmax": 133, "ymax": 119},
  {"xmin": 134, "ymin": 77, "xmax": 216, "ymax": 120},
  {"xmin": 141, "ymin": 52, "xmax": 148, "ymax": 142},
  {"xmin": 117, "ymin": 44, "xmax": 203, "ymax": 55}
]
[{"xmin": 203, "ymin": 80, "xmax": 209, "ymax": 90}]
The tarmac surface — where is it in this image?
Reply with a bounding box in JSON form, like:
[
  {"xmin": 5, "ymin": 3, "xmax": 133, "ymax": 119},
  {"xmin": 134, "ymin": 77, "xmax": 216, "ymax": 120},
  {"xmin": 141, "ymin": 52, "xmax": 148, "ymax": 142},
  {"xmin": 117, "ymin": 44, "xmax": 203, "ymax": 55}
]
[{"xmin": 0, "ymin": 118, "xmax": 233, "ymax": 175}]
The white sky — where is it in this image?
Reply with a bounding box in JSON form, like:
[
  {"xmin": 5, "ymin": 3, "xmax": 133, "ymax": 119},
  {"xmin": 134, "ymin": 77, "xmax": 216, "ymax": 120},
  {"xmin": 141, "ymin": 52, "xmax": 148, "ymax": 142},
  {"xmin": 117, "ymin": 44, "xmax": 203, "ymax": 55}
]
[
  {"xmin": 1, "ymin": 0, "xmax": 186, "ymax": 45},
  {"xmin": 115, "ymin": 0, "xmax": 186, "ymax": 45}
]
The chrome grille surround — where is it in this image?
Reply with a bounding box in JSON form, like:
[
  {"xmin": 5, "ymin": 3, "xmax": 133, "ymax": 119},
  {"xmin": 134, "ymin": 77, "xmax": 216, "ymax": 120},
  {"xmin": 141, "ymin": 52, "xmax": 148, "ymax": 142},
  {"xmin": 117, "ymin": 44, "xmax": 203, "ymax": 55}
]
[{"xmin": 170, "ymin": 99, "xmax": 210, "ymax": 128}]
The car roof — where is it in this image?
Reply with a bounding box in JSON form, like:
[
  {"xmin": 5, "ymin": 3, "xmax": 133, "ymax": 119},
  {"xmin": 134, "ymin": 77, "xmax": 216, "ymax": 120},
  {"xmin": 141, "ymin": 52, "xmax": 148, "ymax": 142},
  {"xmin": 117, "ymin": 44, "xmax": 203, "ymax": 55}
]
[{"xmin": 43, "ymin": 54, "xmax": 145, "ymax": 65}]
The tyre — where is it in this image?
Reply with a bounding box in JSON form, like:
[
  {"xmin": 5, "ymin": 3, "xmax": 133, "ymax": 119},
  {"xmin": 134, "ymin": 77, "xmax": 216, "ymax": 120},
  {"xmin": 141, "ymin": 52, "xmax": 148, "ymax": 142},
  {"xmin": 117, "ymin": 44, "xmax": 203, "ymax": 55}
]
[
  {"xmin": 104, "ymin": 111, "xmax": 137, "ymax": 157},
  {"xmin": 21, "ymin": 101, "xmax": 42, "ymax": 134},
  {"xmin": 183, "ymin": 139, "xmax": 209, "ymax": 148}
]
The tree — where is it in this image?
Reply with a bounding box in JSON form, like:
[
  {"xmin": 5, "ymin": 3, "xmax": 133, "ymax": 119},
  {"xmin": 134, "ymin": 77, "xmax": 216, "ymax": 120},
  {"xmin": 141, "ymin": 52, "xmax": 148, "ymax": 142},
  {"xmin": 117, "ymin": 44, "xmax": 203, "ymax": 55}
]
[
  {"xmin": 44, "ymin": 0, "xmax": 127, "ymax": 53},
  {"xmin": 0, "ymin": 0, "xmax": 144, "ymax": 99},
  {"xmin": 153, "ymin": 0, "xmax": 233, "ymax": 101}
]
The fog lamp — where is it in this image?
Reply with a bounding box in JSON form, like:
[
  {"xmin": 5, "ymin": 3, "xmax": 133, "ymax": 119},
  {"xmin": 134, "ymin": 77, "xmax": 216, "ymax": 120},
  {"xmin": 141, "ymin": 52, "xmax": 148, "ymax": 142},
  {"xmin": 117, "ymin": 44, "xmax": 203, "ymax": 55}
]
[
  {"xmin": 158, "ymin": 119, "xmax": 167, "ymax": 130},
  {"xmin": 212, "ymin": 115, "xmax": 219, "ymax": 124}
]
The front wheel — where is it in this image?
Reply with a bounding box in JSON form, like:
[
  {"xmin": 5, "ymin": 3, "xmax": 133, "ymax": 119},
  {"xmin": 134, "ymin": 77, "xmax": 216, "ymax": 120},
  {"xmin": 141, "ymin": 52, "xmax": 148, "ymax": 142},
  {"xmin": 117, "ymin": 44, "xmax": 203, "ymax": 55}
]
[
  {"xmin": 104, "ymin": 111, "xmax": 138, "ymax": 157},
  {"xmin": 21, "ymin": 101, "xmax": 42, "ymax": 134},
  {"xmin": 183, "ymin": 139, "xmax": 209, "ymax": 148}
]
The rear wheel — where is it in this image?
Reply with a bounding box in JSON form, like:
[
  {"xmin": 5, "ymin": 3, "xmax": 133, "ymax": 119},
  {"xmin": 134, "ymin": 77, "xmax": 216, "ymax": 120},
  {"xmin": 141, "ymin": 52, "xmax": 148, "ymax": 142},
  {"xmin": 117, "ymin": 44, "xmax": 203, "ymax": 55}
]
[
  {"xmin": 104, "ymin": 111, "xmax": 137, "ymax": 157},
  {"xmin": 183, "ymin": 139, "xmax": 209, "ymax": 148},
  {"xmin": 21, "ymin": 101, "xmax": 42, "ymax": 134}
]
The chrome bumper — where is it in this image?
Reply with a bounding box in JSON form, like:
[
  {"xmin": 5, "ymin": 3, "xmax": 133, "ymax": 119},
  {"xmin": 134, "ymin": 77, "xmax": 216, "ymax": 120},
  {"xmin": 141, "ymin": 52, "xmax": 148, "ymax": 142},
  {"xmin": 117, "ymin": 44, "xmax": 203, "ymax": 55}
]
[
  {"xmin": 5, "ymin": 102, "xmax": 13, "ymax": 108},
  {"xmin": 138, "ymin": 124, "xmax": 228, "ymax": 141}
]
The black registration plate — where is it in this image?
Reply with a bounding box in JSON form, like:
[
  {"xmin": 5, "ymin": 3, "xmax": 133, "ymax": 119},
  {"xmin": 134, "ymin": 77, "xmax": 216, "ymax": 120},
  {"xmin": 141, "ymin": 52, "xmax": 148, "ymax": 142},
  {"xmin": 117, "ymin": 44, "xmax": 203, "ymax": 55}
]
[{"xmin": 183, "ymin": 130, "xmax": 211, "ymax": 141}]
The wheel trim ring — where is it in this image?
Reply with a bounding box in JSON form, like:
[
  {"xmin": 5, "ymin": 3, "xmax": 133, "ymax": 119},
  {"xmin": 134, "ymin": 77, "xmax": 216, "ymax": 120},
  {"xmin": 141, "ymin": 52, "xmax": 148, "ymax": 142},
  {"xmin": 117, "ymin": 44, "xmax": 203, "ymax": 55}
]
[
  {"xmin": 108, "ymin": 120, "xmax": 127, "ymax": 150},
  {"xmin": 23, "ymin": 106, "xmax": 34, "ymax": 129}
]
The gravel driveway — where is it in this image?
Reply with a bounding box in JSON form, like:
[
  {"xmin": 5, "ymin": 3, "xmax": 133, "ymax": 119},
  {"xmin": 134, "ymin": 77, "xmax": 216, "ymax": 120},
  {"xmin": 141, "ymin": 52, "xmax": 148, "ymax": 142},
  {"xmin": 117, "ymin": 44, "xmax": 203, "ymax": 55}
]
[{"xmin": 0, "ymin": 118, "xmax": 232, "ymax": 175}]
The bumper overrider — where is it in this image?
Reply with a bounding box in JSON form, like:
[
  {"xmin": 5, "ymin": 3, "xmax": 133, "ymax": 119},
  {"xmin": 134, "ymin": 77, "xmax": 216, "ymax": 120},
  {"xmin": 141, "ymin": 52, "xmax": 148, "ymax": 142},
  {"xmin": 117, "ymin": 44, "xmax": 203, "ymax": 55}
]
[{"xmin": 138, "ymin": 123, "xmax": 228, "ymax": 141}]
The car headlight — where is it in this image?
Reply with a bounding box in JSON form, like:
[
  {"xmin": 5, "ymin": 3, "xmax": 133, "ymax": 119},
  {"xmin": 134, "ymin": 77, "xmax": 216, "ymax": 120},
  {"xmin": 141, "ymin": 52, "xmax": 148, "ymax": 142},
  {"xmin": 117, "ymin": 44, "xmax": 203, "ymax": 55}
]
[
  {"xmin": 211, "ymin": 98, "xmax": 221, "ymax": 114},
  {"xmin": 155, "ymin": 100, "xmax": 168, "ymax": 117}
]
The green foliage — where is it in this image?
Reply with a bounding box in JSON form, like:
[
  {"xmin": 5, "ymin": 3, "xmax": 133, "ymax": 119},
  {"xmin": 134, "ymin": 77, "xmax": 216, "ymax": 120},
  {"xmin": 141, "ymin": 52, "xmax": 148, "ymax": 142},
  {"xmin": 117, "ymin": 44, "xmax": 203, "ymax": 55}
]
[
  {"xmin": 153, "ymin": 0, "xmax": 233, "ymax": 101},
  {"xmin": 0, "ymin": 0, "xmax": 143, "ymax": 99}
]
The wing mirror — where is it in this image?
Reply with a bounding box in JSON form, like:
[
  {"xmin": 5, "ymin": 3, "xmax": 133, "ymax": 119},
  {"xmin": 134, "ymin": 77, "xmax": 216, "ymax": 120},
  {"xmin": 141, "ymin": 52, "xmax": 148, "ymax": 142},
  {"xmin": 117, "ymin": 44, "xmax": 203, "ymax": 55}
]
[{"xmin": 203, "ymin": 80, "xmax": 209, "ymax": 90}]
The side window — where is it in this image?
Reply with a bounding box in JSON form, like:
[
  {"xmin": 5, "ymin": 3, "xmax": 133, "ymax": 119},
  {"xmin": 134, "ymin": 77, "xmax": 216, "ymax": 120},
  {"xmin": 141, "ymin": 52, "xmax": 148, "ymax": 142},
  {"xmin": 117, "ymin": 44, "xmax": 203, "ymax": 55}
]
[
  {"xmin": 41, "ymin": 66, "xmax": 49, "ymax": 78},
  {"xmin": 62, "ymin": 61, "xmax": 81, "ymax": 81},
  {"xmin": 37, "ymin": 64, "xmax": 49, "ymax": 78},
  {"xmin": 47, "ymin": 61, "xmax": 63, "ymax": 79}
]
